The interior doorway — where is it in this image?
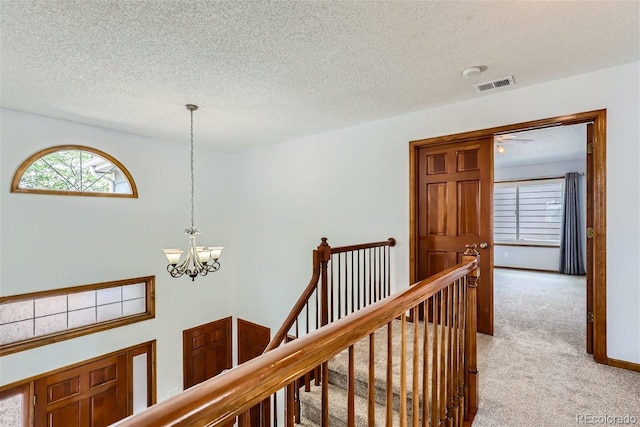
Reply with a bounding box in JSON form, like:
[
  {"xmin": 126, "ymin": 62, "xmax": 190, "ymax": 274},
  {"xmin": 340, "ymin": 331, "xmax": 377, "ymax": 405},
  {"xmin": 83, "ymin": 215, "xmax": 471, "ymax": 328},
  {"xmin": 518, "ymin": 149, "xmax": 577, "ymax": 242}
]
[
  {"xmin": 409, "ymin": 109, "xmax": 607, "ymax": 363},
  {"xmin": 493, "ymin": 123, "xmax": 590, "ymax": 352}
]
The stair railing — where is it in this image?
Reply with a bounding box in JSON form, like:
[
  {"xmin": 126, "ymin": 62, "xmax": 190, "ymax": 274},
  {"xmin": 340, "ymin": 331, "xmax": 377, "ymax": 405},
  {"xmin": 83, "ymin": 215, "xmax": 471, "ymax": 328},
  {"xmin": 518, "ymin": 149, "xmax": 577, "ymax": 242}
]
[
  {"xmin": 116, "ymin": 244, "xmax": 479, "ymax": 427},
  {"xmin": 266, "ymin": 237, "xmax": 397, "ymax": 352}
]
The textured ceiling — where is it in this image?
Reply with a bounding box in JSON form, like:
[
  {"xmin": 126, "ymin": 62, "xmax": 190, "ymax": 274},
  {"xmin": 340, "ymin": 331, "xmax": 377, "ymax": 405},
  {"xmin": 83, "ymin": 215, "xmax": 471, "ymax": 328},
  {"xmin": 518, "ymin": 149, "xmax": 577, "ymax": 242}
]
[
  {"xmin": 494, "ymin": 124, "xmax": 586, "ymax": 168},
  {"xmin": 1, "ymin": 1, "xmax": 638, "ymax": 152}
]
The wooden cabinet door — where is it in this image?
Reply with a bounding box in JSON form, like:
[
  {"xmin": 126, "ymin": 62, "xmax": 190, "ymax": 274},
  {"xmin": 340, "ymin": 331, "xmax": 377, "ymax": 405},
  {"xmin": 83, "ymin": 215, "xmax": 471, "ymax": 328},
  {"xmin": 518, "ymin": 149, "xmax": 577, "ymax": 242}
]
[
  {"xmin": 417, "ymin": 138, "xmax": 494, "ymax": 335},
  {"xmin": 34, "ymin": 353, "xmax": 127, "ymax": 427},
  {"xmin": 183, "ymin": 317, "xmax": 232, "ymax": 389}
]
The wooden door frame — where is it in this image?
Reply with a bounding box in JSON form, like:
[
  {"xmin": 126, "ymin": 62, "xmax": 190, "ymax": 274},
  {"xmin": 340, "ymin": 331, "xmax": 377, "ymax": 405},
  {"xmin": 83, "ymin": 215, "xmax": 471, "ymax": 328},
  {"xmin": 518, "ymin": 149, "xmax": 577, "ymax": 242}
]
[{"xmin": 409, "ymin": 109, "xmax": 607, "ymax": 364}]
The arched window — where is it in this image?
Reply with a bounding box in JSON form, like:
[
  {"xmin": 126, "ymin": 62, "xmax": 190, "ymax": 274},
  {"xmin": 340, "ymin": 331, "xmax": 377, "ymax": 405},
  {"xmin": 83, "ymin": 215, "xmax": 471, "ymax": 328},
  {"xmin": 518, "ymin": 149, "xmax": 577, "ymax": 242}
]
[{"xmin": 11, "ymin": 145, "xmax": 138, "ymax": 198}]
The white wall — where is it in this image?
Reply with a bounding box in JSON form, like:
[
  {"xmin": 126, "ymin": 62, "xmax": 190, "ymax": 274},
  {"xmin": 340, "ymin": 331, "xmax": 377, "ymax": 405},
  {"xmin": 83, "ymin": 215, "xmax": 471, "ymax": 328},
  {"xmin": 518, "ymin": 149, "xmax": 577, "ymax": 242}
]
[
  {"xmin": 232, "ymin": 62, "xmax": 640, "ymax": 364},
  {"xmin": 0, "ymin": 110, "xmax": 235, "ymax": 400},
  {"xmin": 1, "ymin": 61, "xmax": 638, "ymax": 396},
  {"xmin": 494, "ymin": 158, "xmax": 587, "ymax": 271}
]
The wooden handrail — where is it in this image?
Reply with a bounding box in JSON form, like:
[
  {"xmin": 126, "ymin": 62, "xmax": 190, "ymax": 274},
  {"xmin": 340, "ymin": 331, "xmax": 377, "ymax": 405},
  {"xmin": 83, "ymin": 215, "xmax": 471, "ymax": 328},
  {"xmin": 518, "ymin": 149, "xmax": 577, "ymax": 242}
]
[
  {"xmin": 117, "ymin": 259, "xmax": 477, "ymax": 427},
  {"xmin": 264, "ymin": 250, "xmax": 321, "ymax": 352},
  {"xmin": 329, "ymin": 237, "xmax": 396, "ymax": 254}
]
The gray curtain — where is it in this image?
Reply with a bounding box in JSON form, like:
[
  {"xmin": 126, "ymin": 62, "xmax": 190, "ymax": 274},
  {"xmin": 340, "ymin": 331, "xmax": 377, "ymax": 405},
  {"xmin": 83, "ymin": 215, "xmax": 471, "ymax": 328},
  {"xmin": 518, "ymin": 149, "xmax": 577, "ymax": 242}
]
[{"xmin": 559, "ymin": 172, "xmax": 585, "ymax": 275}]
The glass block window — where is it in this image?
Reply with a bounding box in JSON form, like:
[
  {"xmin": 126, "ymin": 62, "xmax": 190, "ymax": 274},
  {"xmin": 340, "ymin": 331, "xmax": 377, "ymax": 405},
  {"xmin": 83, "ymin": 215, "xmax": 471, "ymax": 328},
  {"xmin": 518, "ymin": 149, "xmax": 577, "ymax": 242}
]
[
  {"xmin": 494, "ymin": 178, "xmax": 565, "ymax": 245},
  {"xmin": 0, "ymin": 277, "xmax": 154, "ymax": 356},
  {"xmin": 11, "ymin": 145, "xmax": 138, "ymax": 198},
  {"xmin": 0, "ymin": 384, "xmax": 28, "ymax": 427}
]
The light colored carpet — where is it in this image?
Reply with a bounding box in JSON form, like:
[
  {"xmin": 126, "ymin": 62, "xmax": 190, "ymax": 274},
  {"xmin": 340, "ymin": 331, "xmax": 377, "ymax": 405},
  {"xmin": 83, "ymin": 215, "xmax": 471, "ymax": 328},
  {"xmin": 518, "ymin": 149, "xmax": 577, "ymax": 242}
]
[
  {"xmin": 474, "ymin": 268, "xmax": 640, "ymax": 427},
  {"xmin": 298, "ymin": 268, "xmax": 640, "ymax": 426}
]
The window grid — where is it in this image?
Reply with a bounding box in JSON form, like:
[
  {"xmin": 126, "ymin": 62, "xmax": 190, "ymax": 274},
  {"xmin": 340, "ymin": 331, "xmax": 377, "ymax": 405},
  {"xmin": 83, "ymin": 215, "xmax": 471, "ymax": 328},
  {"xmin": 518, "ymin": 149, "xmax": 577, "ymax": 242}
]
[
  {"xmin": 11, "ymin": 145, "xmax": 138, "ymax": 198},
  {"xmin": 0, "ymin": 276, "xmax": 154, "ymax": 356},
  {"xmin": 494, "ymin": 178, "xmax": 564, "ymax": 245}
]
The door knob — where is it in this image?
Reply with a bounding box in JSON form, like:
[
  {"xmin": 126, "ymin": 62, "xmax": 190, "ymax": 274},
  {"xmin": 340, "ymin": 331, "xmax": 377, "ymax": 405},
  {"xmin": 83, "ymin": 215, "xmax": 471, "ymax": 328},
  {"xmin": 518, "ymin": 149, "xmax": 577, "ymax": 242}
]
[{"xmin": 479, "ymin": 242, "xmax": 489, "ymax": 249}]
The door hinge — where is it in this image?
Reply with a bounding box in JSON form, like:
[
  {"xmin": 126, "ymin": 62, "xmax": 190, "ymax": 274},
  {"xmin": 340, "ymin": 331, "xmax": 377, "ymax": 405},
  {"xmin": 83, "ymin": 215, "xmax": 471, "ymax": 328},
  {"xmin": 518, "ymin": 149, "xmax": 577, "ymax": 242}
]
[
  {"xmin": 587, "ymin": 312, "xmax": 594, "ymax": 323},
  {"xmin": 587, "ymin": 143, "xmax": 594, "ymax": 154},
  {"xmin": 586, "ymin": 227, "xmax": 594, "ymax": 239},
  {"xmin": 33, "ymin": 395, "xmax": 36, "ymax": 406}
]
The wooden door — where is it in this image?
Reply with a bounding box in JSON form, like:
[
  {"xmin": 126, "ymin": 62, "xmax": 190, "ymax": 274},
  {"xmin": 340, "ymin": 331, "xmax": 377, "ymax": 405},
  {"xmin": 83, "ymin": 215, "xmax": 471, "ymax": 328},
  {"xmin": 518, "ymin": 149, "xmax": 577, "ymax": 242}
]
[
  {"xmin": 416, "ymin": 138, "xmax": 494, "ymax": 335},
  {"xmin": 183, "ymin": 317, "xmax": 232, "ymax": 389},
  {"xmin": 238, "ymin": 318, "xmax": 271, "ymax": 364},
  {"xmin": 237, "ymin": 319, "xmax": 271, "ymax": 427},
  {"xmin": 34, "ymin": 353, "xmax": 127, "ymax": 427}
]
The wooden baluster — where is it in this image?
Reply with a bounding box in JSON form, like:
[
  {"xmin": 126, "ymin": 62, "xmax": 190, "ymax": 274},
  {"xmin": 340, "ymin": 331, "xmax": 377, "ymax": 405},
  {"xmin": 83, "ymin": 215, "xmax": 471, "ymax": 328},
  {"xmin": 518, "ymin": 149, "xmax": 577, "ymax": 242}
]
[
  {"xmin": 368, "ymin": 332, "xmax": 376, "ymax": 425},
  {"xmin": 452, "ymin": 279, "xmax": 460, "ymax": 427},
  {"xmin": 285, "ymin": 383, "xmax": 295, "ymax": 427},
  {"xmin": 348, "ymin": 345, "xmax": 355, "ymax": 427},
  {"xmin": 387, "ymin": 238, "xmax": 395, "ymax": 298},
  {"xmin": 321, "ymin": 361, "xmax": 329, "ymax": 427},
  {"xmin": 376, "ymin": 246, "xmax": 381, "ymax": 302},
  {"xmin": 431, "ymin": 293, "xmax": 439, "ymax": 427},
  {"xmin": 344, "ymin": 252, "xmax": 348, "ymax": 316},
  {"xmin": 385, "ymin": 245, "xmax": 389, "ymax": 297},
  {"xmin": 238, "ymin": 411, "xmax": 248, "ymax": 427},
  {"xmin": 386, "ymin": 321, "xmax": 393, "ymax": 426},
  {"xmin": 337, "ymin": 254, "xmax": 342, "ymax": 319},
  {"xmin": 463, "ymin": 244, "xmax": 479, "ymax": 421},
  {"xmin": 457, "ymin": 277, "xmax": 467, "ymax": 426},
  {"xmin": 412, "ymin": 306, "xmax": 419, "ymax": 427},
  {"xmin": 304, "ymin": 369, "xmax": 311, "ymax": 393},
  {"xmin": 357, "ymin": 250, "xmax": 362, "ymax": 310},
  {"xmin": 449, "ymin": 281, "xmax": 457, "ymax": 427},
  {"xmin": 315, "ymin": 283, "xmax": 319, "ymax": 330},
  {"xmin": 449, "ymin": 281, "xmax": 458, "ymax": 425},
  {"xmin": 295, "ymin": 384, "xmax": 301, "ymax": 424},
  {"xmin": 351, "ymin": 251, "xmax": 355, "ymax": 315},
  {"xmin": 439, "ymin": 288, "xmax": 447, "ymax": 426},
  {"xmin": 273, "ymin": 391, "xmax": 278, "ymax": 427},
  {"xmin": 400, "ymin": 313, "xmax": 407, "ymax": 427},
  {"xmin": 457, "ymin": 278, "xmax": 465, "ymax": 427},
  {"xmin": 305, "ymin": 294, "xmax": 309, "ymax": 335},
  {"xmin": 422, "ymin": 301, "xmax": 429, "ymax": 427},
  {"xmin": 369, "ymin": 248, "xmax": 373, "ymax": 305}
]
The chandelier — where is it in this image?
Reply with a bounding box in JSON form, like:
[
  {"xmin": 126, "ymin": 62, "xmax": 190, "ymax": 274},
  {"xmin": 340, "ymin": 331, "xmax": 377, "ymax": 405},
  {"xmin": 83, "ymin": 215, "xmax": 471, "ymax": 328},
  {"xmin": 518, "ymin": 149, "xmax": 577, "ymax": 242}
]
[{"xmin": 163, "ymin": 104, "xmax": 223, "ymax": 280}]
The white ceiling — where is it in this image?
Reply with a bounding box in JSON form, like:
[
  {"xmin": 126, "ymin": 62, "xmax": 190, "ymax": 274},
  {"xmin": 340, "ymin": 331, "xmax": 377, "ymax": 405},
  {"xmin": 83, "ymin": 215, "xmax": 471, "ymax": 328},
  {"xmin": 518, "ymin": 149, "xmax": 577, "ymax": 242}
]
[
  {"xmin": 1, "ymin": 1, "xmax": 638, "ymax": 152},
  {"xmin": 493, "ymin": 124, "xmax": 586, "ymax": 168}
]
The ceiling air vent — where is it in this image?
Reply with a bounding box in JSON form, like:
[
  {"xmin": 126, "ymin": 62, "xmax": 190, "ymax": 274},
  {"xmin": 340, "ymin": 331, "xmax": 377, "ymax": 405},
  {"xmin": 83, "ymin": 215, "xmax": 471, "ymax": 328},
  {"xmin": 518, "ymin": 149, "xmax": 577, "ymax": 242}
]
[{"xmin": 473, "ymin": 76, "xmax": 515, "ymax": 93}]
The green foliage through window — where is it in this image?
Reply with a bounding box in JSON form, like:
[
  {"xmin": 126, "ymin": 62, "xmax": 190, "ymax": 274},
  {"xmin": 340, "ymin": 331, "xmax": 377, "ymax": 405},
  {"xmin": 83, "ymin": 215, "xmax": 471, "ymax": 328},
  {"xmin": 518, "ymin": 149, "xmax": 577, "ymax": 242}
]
[{"xmin": 12, "ymin": 146, "xmax": 137, "ymax": 197}]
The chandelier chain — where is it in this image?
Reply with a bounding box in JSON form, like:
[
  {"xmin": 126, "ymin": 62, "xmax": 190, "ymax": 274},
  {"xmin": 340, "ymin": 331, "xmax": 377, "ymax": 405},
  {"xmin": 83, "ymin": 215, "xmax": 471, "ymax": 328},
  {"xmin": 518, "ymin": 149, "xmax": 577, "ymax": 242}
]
[{"xmin": 190, "ymin": 107, "xmax": 195, "ymax": 230}]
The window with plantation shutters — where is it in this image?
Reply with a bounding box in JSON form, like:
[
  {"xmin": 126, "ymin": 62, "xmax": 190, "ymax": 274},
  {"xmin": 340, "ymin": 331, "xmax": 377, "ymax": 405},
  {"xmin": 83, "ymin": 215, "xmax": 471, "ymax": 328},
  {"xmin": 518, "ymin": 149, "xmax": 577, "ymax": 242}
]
[{"xmin": 494, "ymin": 178, "xmax": 564, "ymax": 245}]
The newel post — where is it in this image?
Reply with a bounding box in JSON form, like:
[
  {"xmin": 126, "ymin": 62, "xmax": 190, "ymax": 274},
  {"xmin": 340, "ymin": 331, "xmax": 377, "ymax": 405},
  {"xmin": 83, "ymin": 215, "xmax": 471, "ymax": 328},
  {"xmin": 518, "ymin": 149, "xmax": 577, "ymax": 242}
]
[
  {"xmin": 318, "ymin": 237, "xmax": 331, "ymax": 327},
  {"xmin": 462, "ymin": 244, "xmax": 479, "ymax": 421}
]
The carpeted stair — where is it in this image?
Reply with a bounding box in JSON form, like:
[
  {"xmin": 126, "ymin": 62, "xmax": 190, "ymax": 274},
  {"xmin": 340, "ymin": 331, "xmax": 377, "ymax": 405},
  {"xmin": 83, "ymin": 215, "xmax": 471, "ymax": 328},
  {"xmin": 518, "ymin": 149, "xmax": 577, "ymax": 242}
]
[{"xmin": 297, "ymin": 319, "xmax": 437, "ymax": 426}]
